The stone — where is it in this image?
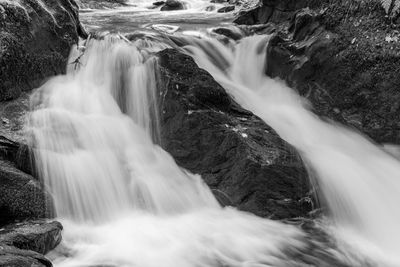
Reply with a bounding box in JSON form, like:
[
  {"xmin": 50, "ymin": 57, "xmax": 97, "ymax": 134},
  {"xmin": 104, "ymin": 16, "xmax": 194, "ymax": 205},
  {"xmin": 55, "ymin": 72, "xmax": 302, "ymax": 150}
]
[
  {"xmin": 156, "ymin": 49, "xmax": 313, "ymax": 219},
  {"xmin": 0, "ymin": 245, "xmax": 51, "ymax": 267},
  {"xmin": 0, "ymin": 160, "xmax": 54, "ymax": 226},
  {"xmin": 217, "ymin": 5, "xmax": 235, "ymax": 13},
  {"xmin": 160, "ymin": 0, "xmax": 186, "ymax": 11},
  {"xmin": 0, "ymin": 220, "xmax": 62, "ymax": 254},
  {"xmin": 0, "ymin": 0, "xmax": 86, "ymax": 101}
]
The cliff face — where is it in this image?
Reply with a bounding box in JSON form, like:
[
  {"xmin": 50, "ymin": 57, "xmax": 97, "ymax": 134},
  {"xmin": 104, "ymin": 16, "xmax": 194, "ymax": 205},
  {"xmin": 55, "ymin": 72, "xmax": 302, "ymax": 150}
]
[
  {"xmin": 0, "ymin": 0, "xmax": 87, "ymax": 101},
  {"xmin": 236, "ymin": 0, "xmax": 400, "ymax": 144}
]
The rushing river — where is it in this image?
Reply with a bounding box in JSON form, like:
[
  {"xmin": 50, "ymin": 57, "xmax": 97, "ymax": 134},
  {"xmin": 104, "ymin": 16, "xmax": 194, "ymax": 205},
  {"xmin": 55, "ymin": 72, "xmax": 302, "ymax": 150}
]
[{"xmin": 25, "ymin": 1, "xmax": 400, "ymax": 266}]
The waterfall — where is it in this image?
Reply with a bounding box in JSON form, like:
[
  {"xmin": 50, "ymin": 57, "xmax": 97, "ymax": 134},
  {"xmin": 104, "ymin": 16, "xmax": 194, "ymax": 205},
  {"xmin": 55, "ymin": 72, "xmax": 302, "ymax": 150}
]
[
  {"xmin": 186, "ymin": 35, "xmax": 400, "ymax": 266},
  {"xmin": 27, "ymin": 36, "xmax": 310, "ymax": 267}
]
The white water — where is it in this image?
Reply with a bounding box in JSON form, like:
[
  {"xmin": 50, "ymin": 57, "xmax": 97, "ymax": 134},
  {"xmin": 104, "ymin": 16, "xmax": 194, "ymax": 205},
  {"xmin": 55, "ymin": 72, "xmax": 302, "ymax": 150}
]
[
  {"xmin": 28, "ymin": 36, "xmax": 313, "ymax": 267},
  {"xmin": 186, "ymin": 35, "xmax": 400, "ymax": 266}
]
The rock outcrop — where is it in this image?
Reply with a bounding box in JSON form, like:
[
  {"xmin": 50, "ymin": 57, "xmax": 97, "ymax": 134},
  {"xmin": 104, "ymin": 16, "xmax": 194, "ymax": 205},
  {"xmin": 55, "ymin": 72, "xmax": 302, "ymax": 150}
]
[
  {"xmin": 156, "ymin": 49, "xmax": 313, "ymax": 219},
  {"xmin": 0, "ymin": 0, "xmax": 87, "ymax": 101},
  {"xmin": 236, "ymin": 0, "xmax": 400, "ymax": 144}
]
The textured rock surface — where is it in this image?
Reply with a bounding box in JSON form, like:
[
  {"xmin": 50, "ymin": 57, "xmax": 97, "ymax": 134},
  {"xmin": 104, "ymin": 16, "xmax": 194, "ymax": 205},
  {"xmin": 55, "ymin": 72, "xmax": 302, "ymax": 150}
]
[
  {"xmin": 160, "ymin": 0, "xmax": 186, "ymax": 11},
  {"xmin": 156, "ymin": 49, "xmax": 313, "ymax": 219},
  {"xmin": 0, "ymin": 245, "xmax": 52, "ymax": 267},
  {"xmin": 236, "ymin": 0, "xmax": 400, "ymax": 144},
  {"xmin": 0, "ymin": 160, "xmax": 53, "ymax": 226},
  {"xmin": 0, "ymin": 0, "xmax": 86, "ymax": 101},
  {"xmin": 0, "ymin": 220, "xmax": 62, "ymax": 254}
]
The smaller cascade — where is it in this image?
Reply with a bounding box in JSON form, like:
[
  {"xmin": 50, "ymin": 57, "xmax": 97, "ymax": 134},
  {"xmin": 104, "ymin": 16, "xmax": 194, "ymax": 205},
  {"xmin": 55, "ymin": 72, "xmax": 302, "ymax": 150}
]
[{"xmin": 28, "ymin": 36, "xmax": 218, "ymax": 222}]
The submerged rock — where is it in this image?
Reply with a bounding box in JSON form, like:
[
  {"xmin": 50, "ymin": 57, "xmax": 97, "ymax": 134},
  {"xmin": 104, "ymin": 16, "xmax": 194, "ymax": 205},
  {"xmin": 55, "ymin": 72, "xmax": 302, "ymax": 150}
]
[
  {"xmin": 156, "ymin": 49, "xmax": 313, "ymax": 219},
  {"xmin": 0, "ymin": 220, "xmax": 62, "ymax": 254},
  {"xmin": 160, "ymin": 0, "xmax": 186, "ymax": 11},
  {"xmin": 0, "ymin": 0, "xmax": 87, "ymax": 101}
]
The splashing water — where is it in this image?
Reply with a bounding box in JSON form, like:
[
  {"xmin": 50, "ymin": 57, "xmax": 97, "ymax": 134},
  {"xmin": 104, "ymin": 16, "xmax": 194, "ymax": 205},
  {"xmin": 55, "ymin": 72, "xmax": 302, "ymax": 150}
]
[
  {"xmin": 27, "ymin": 36, "xmax": 314, "ymax": 267},
  {"xmin": 186, "ymin": 35, "xmax": 400, "ymax": 266}
]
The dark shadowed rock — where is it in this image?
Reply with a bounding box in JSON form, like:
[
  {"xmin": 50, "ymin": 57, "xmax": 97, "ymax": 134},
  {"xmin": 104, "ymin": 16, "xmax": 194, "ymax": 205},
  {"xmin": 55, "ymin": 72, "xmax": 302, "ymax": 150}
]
[
  {"xmin": 0, "ymin": 220, "xmax": 62, "ymax": 254},
  {"xmin": 0, "ymin": 0, "xmax": 86, "ymax": 101},
  {"xmin": 0, "ymin": 160, "xmax": 53, "ymax": 226},
  {"xmin": 153, "ymin": 1, "xmax": 166, "ymax": 6},
  {"xmin": 156, "ymin": 49, "xmax": 313, "ymax": 219},
  {"xmin": 160, "ymin": 0, "xmax": 186, "ymax": 11},
  {"xmin": 0, "ymin": 245, "xmax": 52, "ymax": 267},
  {"xmin": 263, "ymin": 1, "xmax": 400, "ymax": 144},
  {"xmin": 217, "ymin": 5, "xmax": 235, "ymax": 13}
]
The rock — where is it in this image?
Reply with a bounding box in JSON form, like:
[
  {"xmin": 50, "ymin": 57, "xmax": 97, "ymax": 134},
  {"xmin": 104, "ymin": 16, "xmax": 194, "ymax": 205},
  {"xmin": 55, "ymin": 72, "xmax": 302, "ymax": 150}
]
[
  {"xmin": 0, "ymin": 245, "xmax": 52, "ymax": 267},
  {"xmin": 160, "ymin": 0, "xmax": 186, "ymax": 11},
  {"xmin": 217, "ymin": 5, "xmax": 235, "ymax": 13},
  {"xmin": 210, "ymin": 0, "xmax": 226, "ymax": 3},
  {"xmin": 234, "ymin": 0, "xmax": 311, "ymax": 25},
  {"xmin": 153, "ymin": 1, "xmax": 166, "ymax": 6},
  {"xmin": 263, "ymin": 2, "xmax": 400, "ymax": 144},
  {"xmin": 212, "ymin": 26, "xmax": 244, "ymax": 40},
  {"xmin": 156, "ymin": 49, "xmax": 313, "ymax": 219},
  {"xmin": 0, "ymin": 220, "xmax": 62, "ymax": 254},
  {"xmin": 0, "ymin": 0, "xmax": 86, "ymax": 101},
  {"xmin": 0, "ymin": 160, "xmax": 54, "ymax": 226}
]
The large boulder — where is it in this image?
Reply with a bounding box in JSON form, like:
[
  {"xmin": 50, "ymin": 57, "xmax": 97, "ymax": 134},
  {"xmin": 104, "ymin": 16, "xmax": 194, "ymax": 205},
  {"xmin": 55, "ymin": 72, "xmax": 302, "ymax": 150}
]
[
  {"xmin": 0, "ymin": 220, "xmax": 62, "ymax": 254},
  {"xmin": 0, "ymin": 245, "xmax": 52, "ymax": 267},
  {"xmin": 0, "ymin": 0, "xmax": 87, "ymax": 101},
  {"xmin": 263, "ymin": 1, "xmax": 400, "ymax": 144},
  {"xmin": 0, "ymin": 160, "xmax": 53, "ymax": 226},
  {"xmin": 156, "ymin": 49, "xmax": 313, "ymax": 219}
]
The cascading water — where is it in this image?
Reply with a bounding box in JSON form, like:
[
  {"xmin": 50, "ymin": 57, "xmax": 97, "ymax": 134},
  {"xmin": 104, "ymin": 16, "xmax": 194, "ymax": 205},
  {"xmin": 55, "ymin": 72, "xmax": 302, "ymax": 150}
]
[
  {"xmin": 186, "ymin": 35, "xmax": 400, "ymax": 266},
  {"xmin": 27, "ymin": 36, "xmax": 315, "ymax": 267}
]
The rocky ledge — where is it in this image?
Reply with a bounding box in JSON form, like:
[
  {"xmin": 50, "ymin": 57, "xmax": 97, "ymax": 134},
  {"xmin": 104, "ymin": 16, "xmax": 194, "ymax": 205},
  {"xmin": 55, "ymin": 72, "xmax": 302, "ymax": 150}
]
[
  {"xmin": 236, "ymin": 0, "xmax": 400, "ymax": 144},
  {"xmin": 156, "ymin": 49, "xmax": 313, "ymax": 219}
]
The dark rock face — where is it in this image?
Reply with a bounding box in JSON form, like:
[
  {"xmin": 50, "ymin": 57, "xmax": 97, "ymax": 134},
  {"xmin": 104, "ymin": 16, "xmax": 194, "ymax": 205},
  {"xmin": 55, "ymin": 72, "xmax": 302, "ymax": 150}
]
[
  {"xmin": 0, "ymin": 160, "xmax": 53, "ymax": 226},
  {"xmin": 0, "ymin": 245, "xmax": 52, "ymax": 267},
  {"xmin": 217, "ymin": 5, "xmax": 235, "ymax": 13},
  {"xmin": 234, "ymin": 0, "xmax": 312, "ymax": 25},
  {"xmin": 156, "ymin": 49, "xmax": 313, "ymax": 219},
  {"xmin": 0, "ymin": 220, "xmax": 62, "ymax": 254},
  {"xmin": 263, "ymin": 1, "xmax": 400, "ymax": 144},
  {"xmin": 0, "ymin": 0, "xmax": 86, "ymax": 101},
  {"xmin": 160, "ymin": 0, "xmax": 186, "ymax": 11}
]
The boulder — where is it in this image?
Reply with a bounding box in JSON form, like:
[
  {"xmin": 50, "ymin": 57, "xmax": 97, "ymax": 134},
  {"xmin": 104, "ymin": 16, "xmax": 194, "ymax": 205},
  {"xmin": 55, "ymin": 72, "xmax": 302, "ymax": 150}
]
[
  {"xmin": 0, "ymin": 0, "xmax": 87, "ymax": 101},
  {"xmin": 263, "ymin": 1, "xmax": 400, "ymax": 144},
  {"xmin": 0, "ymin": 245, "xmax": 51, "ymax": 267},
  {"xmin": 217, "ymin": 5, "xmax": 235, "ymax": 13},
  {"xmin": 0, "ymin": 220, "xmax": 62, "ymax": 254},
  {"xmin": 0, "ymin": 160, "xmax": 53, "ymax": 226},
  {"xmin": 156, "ymin": 49, "xmax": 313, "ymax": 219},
  {"xmin": 160, "ymin": 0, "xmax": 186, "ymax": 11}
]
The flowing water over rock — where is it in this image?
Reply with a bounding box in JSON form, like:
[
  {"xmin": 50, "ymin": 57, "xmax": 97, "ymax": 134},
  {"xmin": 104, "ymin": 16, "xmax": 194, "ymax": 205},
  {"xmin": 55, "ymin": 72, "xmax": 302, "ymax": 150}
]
[
  {"xmin": 187, "ymin": 35, "xmax": 400, "ymax": 266},
  {"xmin": 20, "ymin": 2, "xmax": 400, "ymax": 267}
]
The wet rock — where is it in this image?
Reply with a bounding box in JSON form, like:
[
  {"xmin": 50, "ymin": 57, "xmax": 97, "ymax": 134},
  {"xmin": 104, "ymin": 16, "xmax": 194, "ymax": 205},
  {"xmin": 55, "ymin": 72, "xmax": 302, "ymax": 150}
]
[
  {"xmin": 160, "ymin": 0, "xmax": 186, "ymax": 11},
  {"xmin": 0, "ymin": 0, "xmax": 86, "ymax": 101},
  {"xmin": 217, "ymin": 5, "xmax": 235, "ymax": 13},
  {"xmin": 153, "ymin": 1, "xmax": 166, "ymax": 6},
  {"xmin": 0, "ymin": 160, "xmax": 54, "ymax": 226},
  {"xmin": 212, "ymin": 26, "xmax": 244, "ymax": 40},
  {"xmin": 156, "ymin": 49, "xmax": 313, "ymax": 219},
  {"xmin": 210, "ymin": 0, "xmax": 226, "ymax": 3},
  {"xmin": 234, "ymin": 0, "xmax": 311, "ymax": 25},
  {"xmin": 0, "ymin": 245, "xmax": 52, "ymax": 267},
  {"xmin": 263, "ymin": 2, "xmax": 400, "ymax": 144},
  {"xmin": 0, "ymin": 220, "xmax": 62, "ymax": 254}
]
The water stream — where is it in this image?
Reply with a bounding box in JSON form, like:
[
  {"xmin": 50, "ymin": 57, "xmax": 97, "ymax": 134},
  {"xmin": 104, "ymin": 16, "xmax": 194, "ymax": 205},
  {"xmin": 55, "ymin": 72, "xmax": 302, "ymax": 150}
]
[{"xmin": 24, "ymin": 1, "xmax": 400, "ymax": 266}]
